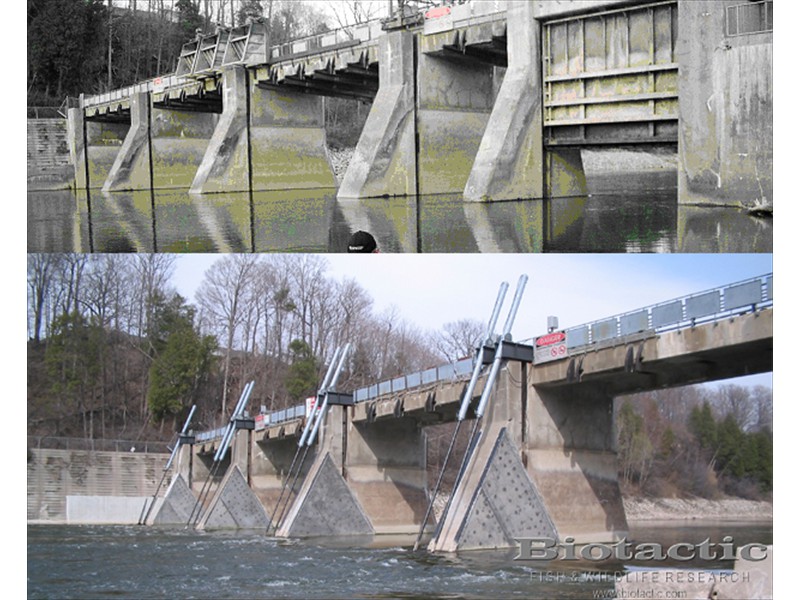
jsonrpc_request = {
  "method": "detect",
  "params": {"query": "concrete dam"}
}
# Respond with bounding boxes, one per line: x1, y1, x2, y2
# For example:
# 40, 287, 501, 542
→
65, 0, 772, 208
28, 273, 773, 553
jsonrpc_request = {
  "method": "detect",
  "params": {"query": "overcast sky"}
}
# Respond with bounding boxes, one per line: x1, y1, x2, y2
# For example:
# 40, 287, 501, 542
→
172, 252, 773, 388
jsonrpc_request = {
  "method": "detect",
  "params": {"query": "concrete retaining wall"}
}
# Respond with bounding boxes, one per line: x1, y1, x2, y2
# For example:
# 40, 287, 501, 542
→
27, 448, 170, 523
27, 119, 73, 190
66, 496, 162, 525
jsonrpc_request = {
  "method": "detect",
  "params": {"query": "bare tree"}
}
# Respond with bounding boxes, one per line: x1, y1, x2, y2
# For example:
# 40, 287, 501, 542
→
284, 254, 329, 354
435, 318, 485, 363
54, 254, 90, 318
330, 0, 383, 30
751, 384, 773, 432
129, 254, 177, 421
130, 254, 177, 339
27, 254, 62, 343
196, 254, 261, 419
711, 384, 758, 431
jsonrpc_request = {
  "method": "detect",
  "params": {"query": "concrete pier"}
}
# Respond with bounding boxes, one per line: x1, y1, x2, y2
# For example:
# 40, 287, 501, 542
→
464, 1, 545, 201
268, 398, 429, 538
429, 362, 625, 552
276, 406, 374, 538
102, 93, 151, 192
250, 432, 313, 517
338, 31, 418, 198
190, 67, 250, 194
99, 94, 218, 192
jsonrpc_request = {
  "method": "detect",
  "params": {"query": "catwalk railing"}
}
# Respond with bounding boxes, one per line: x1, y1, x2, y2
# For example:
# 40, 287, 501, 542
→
196, 272, 773, 437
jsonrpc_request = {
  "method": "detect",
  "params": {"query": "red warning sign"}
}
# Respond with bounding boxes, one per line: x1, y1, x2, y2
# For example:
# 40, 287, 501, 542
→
534, 331, 568, 364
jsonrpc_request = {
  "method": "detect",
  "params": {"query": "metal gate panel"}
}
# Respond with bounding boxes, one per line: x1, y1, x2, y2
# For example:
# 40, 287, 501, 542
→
543, 1, 679, 146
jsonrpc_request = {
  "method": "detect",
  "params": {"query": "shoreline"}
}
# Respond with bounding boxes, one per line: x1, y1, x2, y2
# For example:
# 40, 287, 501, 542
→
623, 497, 773, 523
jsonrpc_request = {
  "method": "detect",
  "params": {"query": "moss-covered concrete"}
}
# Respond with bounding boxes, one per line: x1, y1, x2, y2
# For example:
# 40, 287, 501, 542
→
150, 108, 218, 190
338, 31, 418, 199
103, 92, 151, 192
68, 107, 128, 190
416, 51, 494, 195
678, 0, 772, 207
463, 1, 545, 201
191, 66, 251, 194
249, 84, 336, 191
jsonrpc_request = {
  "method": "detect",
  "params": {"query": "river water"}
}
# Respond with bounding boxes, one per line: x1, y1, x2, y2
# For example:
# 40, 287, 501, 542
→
27, 522, 771, 599
27, 172, 772, 254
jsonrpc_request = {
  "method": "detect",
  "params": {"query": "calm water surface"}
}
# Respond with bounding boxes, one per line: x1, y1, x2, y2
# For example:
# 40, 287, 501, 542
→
27, 172, 772, 253
27, 523, 771, 599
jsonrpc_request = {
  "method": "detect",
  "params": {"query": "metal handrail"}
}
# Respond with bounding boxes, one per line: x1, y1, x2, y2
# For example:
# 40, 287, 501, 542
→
195, 273, 773, 441
28, 436, 170, 453
27, 106, 65, 119
564, 273, 773, 351
79, 0, 513, 108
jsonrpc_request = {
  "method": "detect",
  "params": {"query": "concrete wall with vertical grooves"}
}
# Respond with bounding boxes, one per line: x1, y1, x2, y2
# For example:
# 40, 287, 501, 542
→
27, 119, 74, 190
27, 448, 171, 523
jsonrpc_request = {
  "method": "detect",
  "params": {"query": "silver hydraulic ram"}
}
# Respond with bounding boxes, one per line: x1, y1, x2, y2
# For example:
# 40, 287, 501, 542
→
299, 346, 342, 447
186, 381, 254, 528
214, 381, 255, 462
266, 346, 343, 533
413, 281, 509, 551
305, 343, 350, 447
423, 274, 529, 551
270, 344, 351, 534
456, 281, 510, 422
475, 274, 528, 418
139, 404, 197, 525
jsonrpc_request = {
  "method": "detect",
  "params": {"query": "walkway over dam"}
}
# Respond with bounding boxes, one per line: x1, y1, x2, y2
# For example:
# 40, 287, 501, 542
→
67, 0, 773, 207
151, 274, 772, 552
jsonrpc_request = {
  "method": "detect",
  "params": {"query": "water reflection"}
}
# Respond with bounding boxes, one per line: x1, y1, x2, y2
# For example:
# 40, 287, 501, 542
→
27, 175, 772, 253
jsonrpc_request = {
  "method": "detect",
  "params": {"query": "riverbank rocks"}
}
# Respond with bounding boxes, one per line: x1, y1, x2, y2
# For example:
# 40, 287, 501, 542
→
623, 497, 773, 522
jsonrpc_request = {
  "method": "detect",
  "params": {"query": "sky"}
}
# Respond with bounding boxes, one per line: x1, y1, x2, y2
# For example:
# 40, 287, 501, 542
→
172, 252, 774, 388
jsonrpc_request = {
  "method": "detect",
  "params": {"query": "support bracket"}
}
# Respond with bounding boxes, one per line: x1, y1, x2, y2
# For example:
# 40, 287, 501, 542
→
326, 391, 355, 407
481, 341, 535, 365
